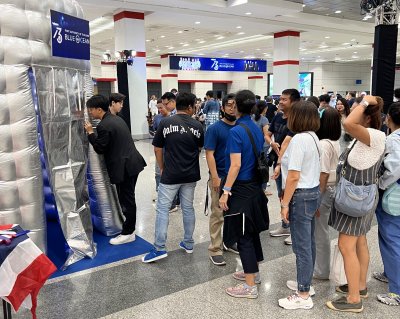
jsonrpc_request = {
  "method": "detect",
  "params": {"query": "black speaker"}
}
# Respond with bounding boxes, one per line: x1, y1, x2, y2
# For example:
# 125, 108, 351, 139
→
116, 62, 131, 131
372, 24, 398, 113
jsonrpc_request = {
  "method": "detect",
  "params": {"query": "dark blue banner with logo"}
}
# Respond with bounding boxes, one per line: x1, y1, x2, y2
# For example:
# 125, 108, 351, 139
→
50, 10, 90, 60
169, 56, 266, 72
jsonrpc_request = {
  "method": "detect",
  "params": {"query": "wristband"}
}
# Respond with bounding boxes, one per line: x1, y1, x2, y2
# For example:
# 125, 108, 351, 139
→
222, 186, 232, 192
280, 203, 289, 208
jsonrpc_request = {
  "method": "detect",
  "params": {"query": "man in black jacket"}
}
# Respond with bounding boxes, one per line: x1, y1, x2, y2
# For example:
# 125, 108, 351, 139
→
84, 95, 146, 245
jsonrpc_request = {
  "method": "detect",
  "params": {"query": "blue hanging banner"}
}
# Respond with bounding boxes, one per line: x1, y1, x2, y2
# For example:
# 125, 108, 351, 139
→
169, 56, 267, 72
50, 10, 90, 60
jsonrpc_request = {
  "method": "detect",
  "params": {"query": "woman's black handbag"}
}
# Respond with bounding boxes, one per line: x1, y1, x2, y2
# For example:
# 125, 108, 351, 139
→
239, 124, 269, 184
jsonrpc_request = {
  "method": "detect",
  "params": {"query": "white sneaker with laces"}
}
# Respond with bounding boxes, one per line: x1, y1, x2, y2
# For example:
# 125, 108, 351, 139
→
269, 226, 290, 237
109, 233, 136, 245
284, 235, 292, 245
286, 280, 315, 296
279, 292, 314, 310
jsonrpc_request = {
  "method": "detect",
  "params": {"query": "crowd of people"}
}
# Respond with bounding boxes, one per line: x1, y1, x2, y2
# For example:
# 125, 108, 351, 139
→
83, 86, 400, 313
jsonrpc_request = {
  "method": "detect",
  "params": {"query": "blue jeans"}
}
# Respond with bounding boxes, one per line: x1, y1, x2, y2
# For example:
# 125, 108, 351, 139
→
154, 182, 196, 251
155, 162, 161, 191
376, 197, 400, 294
289, 186, 320, 292
274, 162, 289, 229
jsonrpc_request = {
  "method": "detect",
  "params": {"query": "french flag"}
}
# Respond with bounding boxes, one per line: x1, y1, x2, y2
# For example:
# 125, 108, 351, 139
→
0, 225, 56, 319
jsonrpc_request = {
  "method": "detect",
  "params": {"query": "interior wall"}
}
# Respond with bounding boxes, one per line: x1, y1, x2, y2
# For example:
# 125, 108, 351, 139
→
94, 61, 373, 98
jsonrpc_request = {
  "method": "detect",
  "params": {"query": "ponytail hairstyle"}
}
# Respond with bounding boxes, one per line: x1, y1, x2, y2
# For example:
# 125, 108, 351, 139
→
253, 100, 268, 121
364, 96, 383, 130
387, 102, 400, 126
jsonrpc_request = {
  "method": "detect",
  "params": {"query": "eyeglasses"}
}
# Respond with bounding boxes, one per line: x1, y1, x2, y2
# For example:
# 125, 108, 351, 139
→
162, 100, 172, 107
225, 101, 236, 109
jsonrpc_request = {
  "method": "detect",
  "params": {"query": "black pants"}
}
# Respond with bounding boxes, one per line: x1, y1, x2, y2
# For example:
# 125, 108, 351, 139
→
116, 173, 138, 235
237, 223, 264, 274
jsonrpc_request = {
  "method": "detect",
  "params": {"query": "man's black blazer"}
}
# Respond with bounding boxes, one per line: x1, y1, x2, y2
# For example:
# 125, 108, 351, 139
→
88, 112, 146, 184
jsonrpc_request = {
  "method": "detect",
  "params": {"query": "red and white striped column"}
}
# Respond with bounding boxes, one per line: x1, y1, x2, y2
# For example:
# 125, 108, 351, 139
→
114, 11, 148, 137
160, 54, 178, 94
273, 31, 300, 95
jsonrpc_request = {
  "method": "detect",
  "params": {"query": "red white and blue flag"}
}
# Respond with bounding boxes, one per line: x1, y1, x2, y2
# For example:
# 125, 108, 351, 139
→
0, 224, 56, 319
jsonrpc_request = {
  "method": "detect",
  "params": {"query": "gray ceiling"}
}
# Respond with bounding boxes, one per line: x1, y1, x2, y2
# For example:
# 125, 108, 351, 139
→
288, 0, 370, 22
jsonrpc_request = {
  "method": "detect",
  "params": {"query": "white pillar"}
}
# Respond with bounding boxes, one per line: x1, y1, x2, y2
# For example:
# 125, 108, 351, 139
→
273, 31, 300, 95
160, 54, 178, 94
248, 76, 267, 97
114, 11, 148, 138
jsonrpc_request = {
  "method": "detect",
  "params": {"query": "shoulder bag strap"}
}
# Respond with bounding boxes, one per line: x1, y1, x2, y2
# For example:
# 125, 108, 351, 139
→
239, 123, 259, 160
306, 132, 321, 158
341, 139, 357, 176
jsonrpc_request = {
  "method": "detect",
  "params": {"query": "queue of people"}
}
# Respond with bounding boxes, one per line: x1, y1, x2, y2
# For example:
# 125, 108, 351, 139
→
83, 87, 400, 313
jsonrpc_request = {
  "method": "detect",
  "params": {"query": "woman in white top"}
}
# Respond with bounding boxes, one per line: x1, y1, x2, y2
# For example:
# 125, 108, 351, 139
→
327, 95, 386, 313
375, 102, 400, 306
314, 107, 342, 280
278, 101, 321, 310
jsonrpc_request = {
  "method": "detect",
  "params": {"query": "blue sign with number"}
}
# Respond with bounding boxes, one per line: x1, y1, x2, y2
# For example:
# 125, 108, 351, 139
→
169, 56, 266, 72
50, 10, 90, 60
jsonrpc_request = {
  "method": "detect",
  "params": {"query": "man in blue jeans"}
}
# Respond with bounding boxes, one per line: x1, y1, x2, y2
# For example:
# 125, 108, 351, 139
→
142, 92, 204, 263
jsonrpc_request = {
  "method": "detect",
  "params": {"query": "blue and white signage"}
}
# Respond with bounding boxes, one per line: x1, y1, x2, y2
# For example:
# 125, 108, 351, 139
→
169, 56, 267, 72
50, 10, 90, 60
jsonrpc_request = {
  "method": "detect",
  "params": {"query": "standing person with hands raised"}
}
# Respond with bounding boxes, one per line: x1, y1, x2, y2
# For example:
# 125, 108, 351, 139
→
327, 95, 386, 313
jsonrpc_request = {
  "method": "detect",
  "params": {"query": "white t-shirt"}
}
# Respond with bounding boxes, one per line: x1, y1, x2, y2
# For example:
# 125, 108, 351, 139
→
320, 139, 340, 186
282, 131, 321, 189
347, 128, 386, 170
148, 99, 158, 115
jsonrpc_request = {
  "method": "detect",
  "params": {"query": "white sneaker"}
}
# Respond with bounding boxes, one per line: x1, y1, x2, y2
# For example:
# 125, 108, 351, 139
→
109, 233, 136, 245
284, 235, 292, 245
269, 226, 290, 237
286, 280, 315, 296
279, 292, 313, 310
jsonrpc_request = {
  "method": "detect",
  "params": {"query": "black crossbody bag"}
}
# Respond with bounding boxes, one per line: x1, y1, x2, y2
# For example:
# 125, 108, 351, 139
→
239, 124, 269, 184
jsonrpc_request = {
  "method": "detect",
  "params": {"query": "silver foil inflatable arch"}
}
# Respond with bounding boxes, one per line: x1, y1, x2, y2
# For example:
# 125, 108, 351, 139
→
0, 0, 97, 267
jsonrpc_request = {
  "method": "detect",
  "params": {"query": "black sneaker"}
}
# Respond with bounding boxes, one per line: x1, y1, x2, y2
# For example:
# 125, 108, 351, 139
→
336, 284, 368, 298
223, 243, 239, 254
209, 255, 226, 266
326, 296, 363, 313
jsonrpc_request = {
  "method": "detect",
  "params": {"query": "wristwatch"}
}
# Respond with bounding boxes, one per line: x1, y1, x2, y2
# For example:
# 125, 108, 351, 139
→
361, 100, 369, 109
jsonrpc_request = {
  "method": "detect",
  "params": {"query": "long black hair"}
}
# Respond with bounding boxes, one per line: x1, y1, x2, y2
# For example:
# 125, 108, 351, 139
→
252, 100, 268, 121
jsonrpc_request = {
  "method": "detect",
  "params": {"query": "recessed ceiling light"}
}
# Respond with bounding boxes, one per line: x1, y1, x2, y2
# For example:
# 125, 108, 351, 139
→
236, 26, 242, 29
179, 42, 184, 45
198, 53, 205, 56
199, 40, 205, 44
302, 4, 306, 7
178, 31, 183, 34
245, 12, 252, 15
183, 44, 189, 47
195, 21, 200, 24
214, 34, 220, 37
353, 51, 358, 54
351, 38, 356, 41
317, 56, 321, 58
160, 35, 165, 38
342, 42, 350, 45
240, 50, 244, 53
237, 32, 245, 35
256, 48, 261, 51
217, 36, 225, 40
146, 39, 151, 42
335, 10, 341, 14
169, 46, 174, 49
324, 36, 330, 39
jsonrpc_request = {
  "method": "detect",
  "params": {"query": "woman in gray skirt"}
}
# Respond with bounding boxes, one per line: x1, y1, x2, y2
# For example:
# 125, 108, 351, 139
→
326, 95, 386, 313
